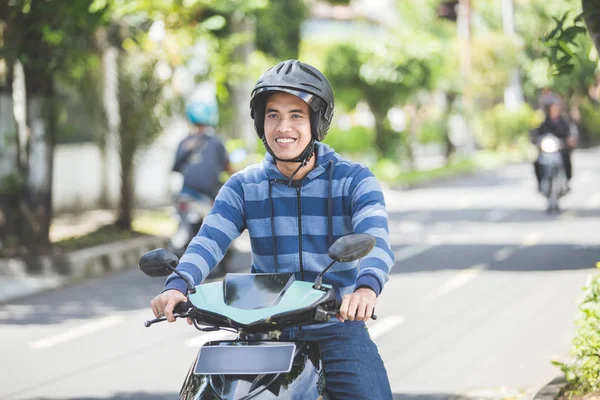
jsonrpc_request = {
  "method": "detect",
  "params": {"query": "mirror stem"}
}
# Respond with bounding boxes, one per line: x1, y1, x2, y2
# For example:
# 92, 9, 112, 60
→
168, 263, 196, 294
313, 259, 338, 290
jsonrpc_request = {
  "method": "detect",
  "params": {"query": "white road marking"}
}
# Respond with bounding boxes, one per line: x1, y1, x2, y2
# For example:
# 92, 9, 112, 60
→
486, 209, 512, 223
436, 264, 486, 296
493, 247, 514, 262
30, 315, 125, 350
521, 231, 542, 247
427, 234, 444, 245
394, 245, 434, 263
368, 315, 405, 339
185, 330, 236, 347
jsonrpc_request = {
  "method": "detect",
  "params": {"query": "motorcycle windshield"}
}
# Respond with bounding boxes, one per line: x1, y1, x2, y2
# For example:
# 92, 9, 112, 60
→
223, 273, 295, 310
187, 274, 331, 326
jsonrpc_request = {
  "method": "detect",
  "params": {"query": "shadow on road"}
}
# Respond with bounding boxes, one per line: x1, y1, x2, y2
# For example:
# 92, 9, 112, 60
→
388, 207, 600, 224
390, 243, 600, 274
0, 248, 253, 326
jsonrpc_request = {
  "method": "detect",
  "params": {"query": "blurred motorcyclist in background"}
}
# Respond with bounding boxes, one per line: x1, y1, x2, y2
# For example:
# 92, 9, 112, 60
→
173, 96, 234, 199
169, 94, 235, 264
531, 95, 578, 192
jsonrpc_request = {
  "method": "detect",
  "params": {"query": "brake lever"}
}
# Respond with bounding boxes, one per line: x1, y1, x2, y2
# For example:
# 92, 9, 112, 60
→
144, 312, 189, 327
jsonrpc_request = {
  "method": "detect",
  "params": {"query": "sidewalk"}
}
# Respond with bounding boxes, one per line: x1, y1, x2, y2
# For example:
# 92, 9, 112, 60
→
0, 209, 169, 304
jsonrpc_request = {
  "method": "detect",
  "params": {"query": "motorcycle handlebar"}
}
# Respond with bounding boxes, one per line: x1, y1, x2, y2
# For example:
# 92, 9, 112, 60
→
323, 300, 377, 321
144, 301, 191, 327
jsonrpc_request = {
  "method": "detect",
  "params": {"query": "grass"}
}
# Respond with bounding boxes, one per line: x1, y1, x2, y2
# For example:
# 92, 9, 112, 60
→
374, 147, 531, 188
54, 224, 147, 252
52, 208, 177, 253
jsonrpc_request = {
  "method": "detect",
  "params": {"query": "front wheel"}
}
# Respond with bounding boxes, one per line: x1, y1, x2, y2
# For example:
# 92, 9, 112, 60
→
547, 173, 560, 214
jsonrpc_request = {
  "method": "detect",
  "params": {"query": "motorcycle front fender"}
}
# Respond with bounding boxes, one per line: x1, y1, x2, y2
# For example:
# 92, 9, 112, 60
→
179, 341, 326, 400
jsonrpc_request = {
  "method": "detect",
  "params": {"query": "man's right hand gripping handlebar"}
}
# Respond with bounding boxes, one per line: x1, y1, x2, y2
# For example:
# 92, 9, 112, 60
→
149, 289, 190, 325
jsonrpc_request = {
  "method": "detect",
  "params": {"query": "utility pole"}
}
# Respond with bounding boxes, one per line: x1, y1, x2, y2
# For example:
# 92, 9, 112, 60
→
502, 0, 524, 111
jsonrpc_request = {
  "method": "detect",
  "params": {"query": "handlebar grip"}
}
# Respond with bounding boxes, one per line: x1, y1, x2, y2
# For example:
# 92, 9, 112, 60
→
332, 300, 377, 320
173, 301, 190, 315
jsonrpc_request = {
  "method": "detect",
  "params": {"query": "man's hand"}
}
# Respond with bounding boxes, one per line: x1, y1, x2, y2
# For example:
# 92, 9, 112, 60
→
566, 136, 577, 149
338, 287, 377, 322
150, 289, 187, 323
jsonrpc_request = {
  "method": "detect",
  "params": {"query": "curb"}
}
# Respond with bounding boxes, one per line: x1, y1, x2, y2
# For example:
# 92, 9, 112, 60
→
0, 235, 168, 304
532, 376, 567, 400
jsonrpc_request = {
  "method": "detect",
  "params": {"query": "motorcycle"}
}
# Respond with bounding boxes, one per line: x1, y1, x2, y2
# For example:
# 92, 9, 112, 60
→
168, 187, 213, 258
139, 233, 377, 399
536, 132, 568, 214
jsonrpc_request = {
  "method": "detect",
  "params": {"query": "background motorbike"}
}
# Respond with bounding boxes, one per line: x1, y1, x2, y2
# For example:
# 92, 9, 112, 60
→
168, 188, 213, 258
140, 233, 377, 400
168, 188, 234, 275
536, 132, 568, 214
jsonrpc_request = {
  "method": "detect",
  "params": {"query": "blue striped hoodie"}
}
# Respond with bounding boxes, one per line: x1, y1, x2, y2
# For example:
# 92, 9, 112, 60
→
164, 142, 395, 299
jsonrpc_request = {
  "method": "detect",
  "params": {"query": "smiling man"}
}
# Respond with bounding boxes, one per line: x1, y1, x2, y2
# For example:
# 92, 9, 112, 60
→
151, 60, 395, 399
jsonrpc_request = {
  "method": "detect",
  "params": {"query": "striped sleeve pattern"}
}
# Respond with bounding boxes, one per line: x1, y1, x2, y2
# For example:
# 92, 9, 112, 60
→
163, 173, 247, 294
348, 167, 395, 296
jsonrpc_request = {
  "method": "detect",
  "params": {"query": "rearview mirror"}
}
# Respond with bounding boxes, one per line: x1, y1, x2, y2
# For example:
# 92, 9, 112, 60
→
327, 233, 376, 262
139, 248, 179, 277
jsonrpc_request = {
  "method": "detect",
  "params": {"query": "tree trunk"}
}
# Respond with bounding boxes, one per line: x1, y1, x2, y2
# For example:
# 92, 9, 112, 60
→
582, 0, 600, 54
230, 14, 256, 152
102, 45, 121, 209
20, 94, 55, 253
372, 111, 400, 161
117, 158, 133, 230
0, 66, 17, 180
443, 92, 457, 165
0, 63, 18, 249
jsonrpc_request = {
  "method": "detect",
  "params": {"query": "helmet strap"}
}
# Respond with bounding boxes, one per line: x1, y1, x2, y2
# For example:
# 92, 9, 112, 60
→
262, 138, 316, 184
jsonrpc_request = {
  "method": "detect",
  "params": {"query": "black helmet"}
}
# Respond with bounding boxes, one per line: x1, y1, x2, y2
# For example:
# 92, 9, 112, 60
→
250, 60, 335, 142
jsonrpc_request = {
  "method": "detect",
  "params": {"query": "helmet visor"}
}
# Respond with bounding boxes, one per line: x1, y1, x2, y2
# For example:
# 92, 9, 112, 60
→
252, 86, 322, 113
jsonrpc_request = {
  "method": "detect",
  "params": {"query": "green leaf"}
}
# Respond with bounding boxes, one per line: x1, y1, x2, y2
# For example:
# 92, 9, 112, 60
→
199, 15, 227, 31
558, 40, 575, 57
560, 26, 588, 43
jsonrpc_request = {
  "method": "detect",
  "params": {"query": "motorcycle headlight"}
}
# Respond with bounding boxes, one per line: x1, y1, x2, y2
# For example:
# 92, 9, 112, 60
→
540, 136, 560, 153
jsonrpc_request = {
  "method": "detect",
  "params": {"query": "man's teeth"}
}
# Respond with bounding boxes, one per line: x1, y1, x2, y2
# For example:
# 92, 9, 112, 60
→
276, 138, 296, 143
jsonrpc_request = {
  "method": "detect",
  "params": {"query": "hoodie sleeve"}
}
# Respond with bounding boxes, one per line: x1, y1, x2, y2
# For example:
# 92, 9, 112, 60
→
348, 167, 395, 297
163, 175, 246, 294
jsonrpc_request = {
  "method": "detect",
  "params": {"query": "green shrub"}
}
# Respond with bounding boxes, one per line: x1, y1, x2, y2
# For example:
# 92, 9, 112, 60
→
324, 124, 375, 155
554, 272, 600, 396
475, 103, 543, 150
418, 118, 445, 145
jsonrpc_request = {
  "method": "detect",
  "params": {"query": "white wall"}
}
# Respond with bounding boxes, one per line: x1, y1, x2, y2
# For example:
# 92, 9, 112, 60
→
52, 118, 188, 213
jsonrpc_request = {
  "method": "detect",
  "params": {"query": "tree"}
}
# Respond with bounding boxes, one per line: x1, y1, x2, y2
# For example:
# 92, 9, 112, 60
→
582, 0, 600, 53
116, 56, 164, 229
0, 0, 108, 254
255, 0, 307, 60
325, 40, 437, 162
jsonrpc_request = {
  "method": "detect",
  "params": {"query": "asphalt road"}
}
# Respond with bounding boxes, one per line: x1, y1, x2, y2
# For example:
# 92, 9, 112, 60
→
1, 148, 599, 400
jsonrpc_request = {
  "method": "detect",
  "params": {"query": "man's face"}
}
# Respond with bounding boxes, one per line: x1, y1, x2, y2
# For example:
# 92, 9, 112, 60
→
263, 92, 312, 160
549, 103, 562, 120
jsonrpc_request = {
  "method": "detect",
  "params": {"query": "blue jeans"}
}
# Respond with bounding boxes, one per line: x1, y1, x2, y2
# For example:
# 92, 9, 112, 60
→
281, 321, 393, 400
